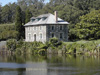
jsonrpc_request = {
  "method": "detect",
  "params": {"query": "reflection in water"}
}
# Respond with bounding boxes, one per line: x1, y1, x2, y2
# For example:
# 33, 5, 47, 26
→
0, 54, 100, 75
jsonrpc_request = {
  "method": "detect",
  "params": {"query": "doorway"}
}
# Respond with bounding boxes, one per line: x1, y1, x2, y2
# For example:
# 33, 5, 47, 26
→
34, 34, 36, 41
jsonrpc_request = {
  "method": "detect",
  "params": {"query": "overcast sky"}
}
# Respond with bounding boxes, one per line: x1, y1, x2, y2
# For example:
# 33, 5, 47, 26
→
0, 0, 49, 6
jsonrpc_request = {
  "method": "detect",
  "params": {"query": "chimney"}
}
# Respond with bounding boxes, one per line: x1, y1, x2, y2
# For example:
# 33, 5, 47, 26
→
54, 11, 58, 22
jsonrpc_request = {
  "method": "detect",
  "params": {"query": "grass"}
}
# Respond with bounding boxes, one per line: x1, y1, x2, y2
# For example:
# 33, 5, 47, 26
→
65, 39, 100, 44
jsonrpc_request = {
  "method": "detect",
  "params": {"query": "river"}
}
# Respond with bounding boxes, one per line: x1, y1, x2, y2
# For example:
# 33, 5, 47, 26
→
0, 54, 100, 75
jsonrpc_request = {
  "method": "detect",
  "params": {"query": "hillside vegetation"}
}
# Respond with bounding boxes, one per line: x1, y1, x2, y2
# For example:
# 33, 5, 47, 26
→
0, 0, 100, 40
0, 23, 18, 41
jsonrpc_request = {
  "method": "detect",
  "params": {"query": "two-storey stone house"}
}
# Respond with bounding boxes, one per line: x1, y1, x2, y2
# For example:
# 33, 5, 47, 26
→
24, 11, 69, 42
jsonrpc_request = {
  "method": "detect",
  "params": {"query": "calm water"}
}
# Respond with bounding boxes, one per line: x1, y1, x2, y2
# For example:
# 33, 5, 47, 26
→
0, 54, 100, 75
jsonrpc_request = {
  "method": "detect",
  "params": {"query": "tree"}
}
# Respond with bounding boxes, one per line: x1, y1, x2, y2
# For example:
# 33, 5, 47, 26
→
15, 6, 23, 40
1, 5, 11, 23
0, 4, 1, 23
8, 2, 18, 22
25, 9, 32, 23
72, 10, 100, 40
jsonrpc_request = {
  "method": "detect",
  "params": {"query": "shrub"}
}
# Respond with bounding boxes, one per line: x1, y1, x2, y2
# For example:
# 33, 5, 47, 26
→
7, 39, 17, 51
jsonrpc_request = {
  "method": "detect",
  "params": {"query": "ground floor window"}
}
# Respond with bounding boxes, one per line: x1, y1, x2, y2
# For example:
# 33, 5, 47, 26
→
51, 33, 54, 38
29, 34, 31, 40
60, 33, 63, 39
40, 33, 42, 39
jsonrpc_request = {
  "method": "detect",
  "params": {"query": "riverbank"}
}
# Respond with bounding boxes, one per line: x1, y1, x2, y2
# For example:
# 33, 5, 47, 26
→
0, 41, 6, 50
5, 38, 100, 55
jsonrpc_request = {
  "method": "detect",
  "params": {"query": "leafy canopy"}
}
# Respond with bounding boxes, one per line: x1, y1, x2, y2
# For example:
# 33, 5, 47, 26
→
72, 9, 100, 40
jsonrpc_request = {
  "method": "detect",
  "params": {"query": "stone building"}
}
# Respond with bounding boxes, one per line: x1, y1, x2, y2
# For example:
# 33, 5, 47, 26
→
24, 11, 69, 42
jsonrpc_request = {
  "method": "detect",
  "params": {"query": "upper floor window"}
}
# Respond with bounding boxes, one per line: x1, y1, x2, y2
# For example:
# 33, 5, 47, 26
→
28, 27, 30, 30
60, 26, 63, 30
40, 26, 42, 30
34, 27, 36, 30
51, 26, 54, 30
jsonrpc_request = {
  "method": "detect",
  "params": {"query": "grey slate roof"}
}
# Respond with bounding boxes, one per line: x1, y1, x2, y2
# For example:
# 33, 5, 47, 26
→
24, 13, 69, 26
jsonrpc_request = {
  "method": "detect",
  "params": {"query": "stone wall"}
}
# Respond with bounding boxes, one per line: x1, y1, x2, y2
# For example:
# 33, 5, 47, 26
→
25, 24, 68, 42
25, 25, 46, 42
46, 24, 68, 41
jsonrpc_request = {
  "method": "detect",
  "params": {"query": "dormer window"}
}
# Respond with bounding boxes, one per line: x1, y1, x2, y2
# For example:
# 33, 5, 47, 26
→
31, 19, 35, 22
36, 18, 41, 21
42, 17, 47, 21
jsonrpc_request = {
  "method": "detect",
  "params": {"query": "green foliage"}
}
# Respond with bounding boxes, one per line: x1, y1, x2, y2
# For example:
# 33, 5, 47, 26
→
15, 6, 24, 40
25, 9, 32, 23
72, 9, 100, 40
48, 37, 63, 48
7, 39, 17, 51
1, 0, 100, 41
0, 24, 18, 40
6, 38, 100, 54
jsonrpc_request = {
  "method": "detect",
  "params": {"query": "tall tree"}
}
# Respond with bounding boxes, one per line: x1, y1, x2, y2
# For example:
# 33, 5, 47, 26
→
0, 4, 1, 23
25, 9, 32, 23
15, 6, 23, 40
8, 2, 18, 22
1, 5, 11, 23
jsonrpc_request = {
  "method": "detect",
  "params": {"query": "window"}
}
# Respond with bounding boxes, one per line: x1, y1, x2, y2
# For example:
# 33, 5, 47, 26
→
29, 34, 31, 40
42, 17, 47, 21
40, 26, 42, 30
36, 18, 41, 21
40, 33, 42, 39
60, 26, 63, 30
60, 33, 63, 39
34, 27, 36, 30
51, 26, 54, 30
29, 27, 31, 31
31, 19, 35, 22
51, 33, 54, 38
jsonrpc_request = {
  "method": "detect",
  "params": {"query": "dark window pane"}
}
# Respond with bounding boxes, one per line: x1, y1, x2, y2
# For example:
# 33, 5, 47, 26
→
60, 26, 63, 30
60, 33, 63, 39
51, 26, 54, 30
52, 33, 54, 37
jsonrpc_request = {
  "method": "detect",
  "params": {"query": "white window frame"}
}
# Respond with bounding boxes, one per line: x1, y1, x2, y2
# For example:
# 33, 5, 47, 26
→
40, 26, 42, 30
39, 32, 43, 39
34, 26, 37, 30
28, 33, 31, 41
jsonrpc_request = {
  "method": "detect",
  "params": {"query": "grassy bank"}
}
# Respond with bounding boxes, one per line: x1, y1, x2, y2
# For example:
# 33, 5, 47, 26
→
6, 38, 100, 55
65, 40, 100, 55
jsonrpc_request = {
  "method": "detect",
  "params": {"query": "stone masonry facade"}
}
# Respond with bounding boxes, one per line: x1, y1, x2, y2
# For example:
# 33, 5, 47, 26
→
25, 24, 68, 42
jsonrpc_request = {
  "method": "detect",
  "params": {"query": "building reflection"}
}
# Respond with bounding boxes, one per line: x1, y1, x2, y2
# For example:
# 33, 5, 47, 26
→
25, 61, 47, 75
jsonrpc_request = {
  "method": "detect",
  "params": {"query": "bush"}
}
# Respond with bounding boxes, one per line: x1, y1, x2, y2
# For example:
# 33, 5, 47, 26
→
7, 39, 17, 51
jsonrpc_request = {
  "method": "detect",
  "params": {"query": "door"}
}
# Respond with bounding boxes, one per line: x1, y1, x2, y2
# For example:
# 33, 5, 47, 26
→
34, 34, 36, 41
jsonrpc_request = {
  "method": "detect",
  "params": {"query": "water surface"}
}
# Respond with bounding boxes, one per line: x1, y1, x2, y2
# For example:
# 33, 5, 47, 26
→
0, 54, 100, 75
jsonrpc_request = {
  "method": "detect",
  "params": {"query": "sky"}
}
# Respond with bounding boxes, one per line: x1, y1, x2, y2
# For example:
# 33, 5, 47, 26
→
0, 0, 17, 6
0, 0, 49, 6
